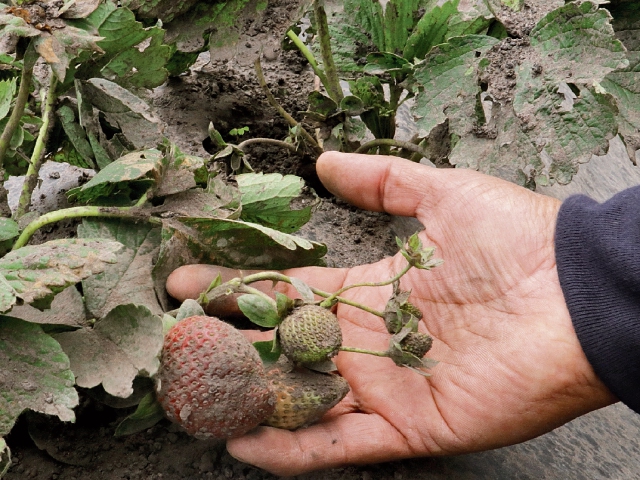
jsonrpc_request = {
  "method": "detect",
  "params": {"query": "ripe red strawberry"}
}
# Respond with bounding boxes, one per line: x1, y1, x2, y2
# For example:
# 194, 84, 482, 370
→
156, 315, 276, 439
278, 305, 342, 364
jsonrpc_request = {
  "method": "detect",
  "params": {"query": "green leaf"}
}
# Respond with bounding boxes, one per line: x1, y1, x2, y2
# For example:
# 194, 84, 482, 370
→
601, 3, 640, 160
0, 77, 16, 121
0, 317, 78, 437
78, 219, 163, 318
307, 91, 338, 117
56, 104, 96, 169
340, 95, 366, 116
0, 238, 122, 311
411, 35, 499, 136
237, 294, 281, 327
0, 218, 18, 256
70, 149, 164, 204
114, 392, 165, 437
68, 3, 170, 89
236, 172, 317, 233
253, 337, 281, 365
175, 299, 205, 321
403, 0, 460, 62
53, 304, 164, 398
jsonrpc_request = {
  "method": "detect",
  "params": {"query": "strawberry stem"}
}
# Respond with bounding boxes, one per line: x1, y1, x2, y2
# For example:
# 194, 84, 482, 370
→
339, 346, 390, 357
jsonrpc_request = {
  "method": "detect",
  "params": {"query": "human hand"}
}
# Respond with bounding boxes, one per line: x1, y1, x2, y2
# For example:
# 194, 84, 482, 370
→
166, 152, 616, 475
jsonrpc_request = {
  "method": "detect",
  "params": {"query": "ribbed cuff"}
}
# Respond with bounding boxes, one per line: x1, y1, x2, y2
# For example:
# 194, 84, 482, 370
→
555, 186, 640, 413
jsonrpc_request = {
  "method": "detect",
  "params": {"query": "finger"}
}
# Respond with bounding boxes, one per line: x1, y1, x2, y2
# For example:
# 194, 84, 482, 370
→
166, 264, 349, 316
316, 151, 513, 219
227, 413, 414, 476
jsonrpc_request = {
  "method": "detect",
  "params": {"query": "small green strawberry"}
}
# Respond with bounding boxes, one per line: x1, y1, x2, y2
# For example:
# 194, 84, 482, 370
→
400, 332, 433, 358
156, 315, 276, 439
278, 305, 342, 364
263, 362, 350, 430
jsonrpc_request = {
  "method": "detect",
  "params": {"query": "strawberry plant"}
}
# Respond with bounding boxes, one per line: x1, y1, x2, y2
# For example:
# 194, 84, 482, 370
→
219, 0, 639, 189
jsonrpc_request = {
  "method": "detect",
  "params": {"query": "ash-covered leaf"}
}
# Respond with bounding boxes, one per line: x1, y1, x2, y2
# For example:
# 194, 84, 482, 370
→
8, 286, 86, 333
152, 218, 326, 310
0, 238, 122, 311
601, 2, 640, 161
529, 2, 627, 83
0, 317, 78, 437
155, 142, 207, 198
75, 79, 163, 154
411, 35, 499, 136
32, 25, 104, 81
114, 392, 164, 437
175, 299, 205, 321
69, 149, 164, 204
236, 172, 317, 233
53, 304, 163, 398
78, 219, 162, 319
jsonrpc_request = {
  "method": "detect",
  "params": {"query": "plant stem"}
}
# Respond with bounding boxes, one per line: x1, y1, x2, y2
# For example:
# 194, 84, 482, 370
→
253, 58, 323, 155
14, 74, 58, 220
0, 60, 34, 167
339, 346, 390, 357
325, 263, 412, 302
286, 30, 332, 92
355, 138, 430, 160
237, 137, 299, 154
202, 271, 386, 318
312, 0, 343, 103
12, 201, 154, 250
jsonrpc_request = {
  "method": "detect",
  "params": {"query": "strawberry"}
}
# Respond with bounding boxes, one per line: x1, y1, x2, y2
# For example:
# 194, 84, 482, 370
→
263, 362, 349, 430
156, 315, 276, 439
278, 305, 342, 364
400, 332, 433, 358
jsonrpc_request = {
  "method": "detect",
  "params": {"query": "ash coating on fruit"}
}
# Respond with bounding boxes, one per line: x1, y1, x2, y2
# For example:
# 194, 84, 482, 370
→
400, 332, 433, 358
156, 315, 276, 440
263, 361, 350, 430
278, 305, 342, 364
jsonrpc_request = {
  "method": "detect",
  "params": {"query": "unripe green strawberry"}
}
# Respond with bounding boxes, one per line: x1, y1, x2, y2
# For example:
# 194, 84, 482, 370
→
400, 332, 433, 358
278, 305, 342, 364
402, 302, 423, 320
263, 364, 350, 430
156, 315, 276, 440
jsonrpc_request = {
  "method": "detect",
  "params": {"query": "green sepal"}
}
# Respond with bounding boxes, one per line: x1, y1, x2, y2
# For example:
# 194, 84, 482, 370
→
253, 335, 281, 365
237, 294, 280, 327
114, 392, 165, 437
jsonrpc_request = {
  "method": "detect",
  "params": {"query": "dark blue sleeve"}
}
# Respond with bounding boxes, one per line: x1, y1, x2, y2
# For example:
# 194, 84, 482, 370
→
555, 186, 640, 413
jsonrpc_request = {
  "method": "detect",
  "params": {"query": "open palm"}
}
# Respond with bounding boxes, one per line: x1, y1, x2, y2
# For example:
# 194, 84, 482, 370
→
166, 152, 615, 475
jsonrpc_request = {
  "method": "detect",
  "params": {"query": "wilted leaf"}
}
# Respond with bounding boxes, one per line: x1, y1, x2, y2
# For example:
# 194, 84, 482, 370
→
0, 238, 122, 311
0, 317, 78, 437
54, 304, 163, 398
57, 104, 96, 169
79, 219, 163, 318
236, 172, 317, 233
155, 142, 207, 197
69, 149, 163, 203
114, 392, 165, 436
237, 294, 280, 327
